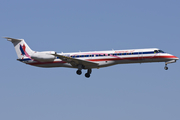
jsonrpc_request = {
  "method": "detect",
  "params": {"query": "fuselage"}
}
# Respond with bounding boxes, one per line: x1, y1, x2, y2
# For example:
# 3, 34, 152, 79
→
19, 48, 178, 69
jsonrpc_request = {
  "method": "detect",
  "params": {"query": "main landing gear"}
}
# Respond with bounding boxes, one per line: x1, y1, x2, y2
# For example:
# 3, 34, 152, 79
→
85, 69, 92, 78
76, 70, 82, 75
76, 65, 92, 78
76, 69, 92, 78
76, 64, 83, 75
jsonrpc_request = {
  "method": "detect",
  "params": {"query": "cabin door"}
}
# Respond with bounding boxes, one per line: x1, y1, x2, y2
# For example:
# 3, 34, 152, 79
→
138, 51, 143, 60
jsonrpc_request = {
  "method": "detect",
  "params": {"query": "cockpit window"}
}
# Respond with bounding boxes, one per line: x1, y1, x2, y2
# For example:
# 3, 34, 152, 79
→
158, 50, 165, 53
154, 50, 165, 53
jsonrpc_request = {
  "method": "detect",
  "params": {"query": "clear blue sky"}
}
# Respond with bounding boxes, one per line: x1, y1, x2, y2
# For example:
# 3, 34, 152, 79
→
0, 0, 180, 120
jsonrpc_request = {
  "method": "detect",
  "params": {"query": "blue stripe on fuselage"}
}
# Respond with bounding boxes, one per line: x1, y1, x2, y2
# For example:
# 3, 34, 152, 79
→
19, 58, 32, 61
19, 51, 161, 61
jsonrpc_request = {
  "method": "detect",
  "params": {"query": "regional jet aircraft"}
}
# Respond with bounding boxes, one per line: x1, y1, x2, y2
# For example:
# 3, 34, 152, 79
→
5, 37, 178, 78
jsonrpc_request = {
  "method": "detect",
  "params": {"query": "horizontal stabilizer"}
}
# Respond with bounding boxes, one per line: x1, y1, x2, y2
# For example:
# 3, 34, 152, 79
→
4, 37, 24, 42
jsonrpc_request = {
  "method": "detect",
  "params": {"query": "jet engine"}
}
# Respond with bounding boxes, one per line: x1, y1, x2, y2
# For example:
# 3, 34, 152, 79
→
31, 51, 56, 62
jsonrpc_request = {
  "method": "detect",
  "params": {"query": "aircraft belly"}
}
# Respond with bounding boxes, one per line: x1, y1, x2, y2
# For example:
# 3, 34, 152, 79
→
96, 57, 168, 68
38, 63, 72, 68
27, 62, 72, 68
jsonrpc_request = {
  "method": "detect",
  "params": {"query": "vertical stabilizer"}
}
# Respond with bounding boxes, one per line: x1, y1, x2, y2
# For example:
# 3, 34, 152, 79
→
4, 37, 34, 59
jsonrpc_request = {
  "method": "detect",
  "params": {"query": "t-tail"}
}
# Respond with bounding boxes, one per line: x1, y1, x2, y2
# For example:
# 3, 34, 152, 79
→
4, 37, 34, 60
5, 37, 57, 62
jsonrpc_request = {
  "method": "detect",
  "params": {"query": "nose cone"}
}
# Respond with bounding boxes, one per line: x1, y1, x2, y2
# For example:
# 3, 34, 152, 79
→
167, 53, 179, 60
172, 55, 179, 60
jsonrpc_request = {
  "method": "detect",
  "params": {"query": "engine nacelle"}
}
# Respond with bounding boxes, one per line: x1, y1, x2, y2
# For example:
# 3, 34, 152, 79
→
31, 51, 56, 62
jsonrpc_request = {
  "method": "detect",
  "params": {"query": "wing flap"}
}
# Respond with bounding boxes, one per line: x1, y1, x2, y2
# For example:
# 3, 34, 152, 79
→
52, 53, 98, 68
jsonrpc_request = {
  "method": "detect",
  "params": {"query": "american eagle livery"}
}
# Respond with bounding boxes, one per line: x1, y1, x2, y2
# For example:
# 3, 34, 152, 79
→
5, 37, 178, 78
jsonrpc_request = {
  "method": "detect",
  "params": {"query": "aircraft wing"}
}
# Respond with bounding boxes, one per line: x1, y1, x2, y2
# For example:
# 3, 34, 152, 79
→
52, 53, 99, 68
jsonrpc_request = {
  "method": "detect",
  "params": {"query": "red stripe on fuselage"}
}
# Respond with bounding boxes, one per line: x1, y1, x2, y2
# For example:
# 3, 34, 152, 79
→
26, 55, 177, 66
88, 55, 177, 62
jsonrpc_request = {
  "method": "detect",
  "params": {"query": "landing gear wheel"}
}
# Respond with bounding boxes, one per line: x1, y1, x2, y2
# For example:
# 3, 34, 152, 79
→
76, 70, 82, 75
85, 73, 90, 78
164, 66, 168, 70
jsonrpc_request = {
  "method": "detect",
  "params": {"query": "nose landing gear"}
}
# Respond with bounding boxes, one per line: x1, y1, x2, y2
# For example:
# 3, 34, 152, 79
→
164, 65, 168, 70
164, 60, 177, 70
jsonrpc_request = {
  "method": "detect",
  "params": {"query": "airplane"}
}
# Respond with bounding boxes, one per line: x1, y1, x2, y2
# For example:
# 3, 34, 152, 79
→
5, 37, 179, 78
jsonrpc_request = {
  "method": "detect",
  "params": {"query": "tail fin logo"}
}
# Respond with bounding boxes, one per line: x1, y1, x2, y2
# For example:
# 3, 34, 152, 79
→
19, 44, 32, 59
20, 44, 26, 56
